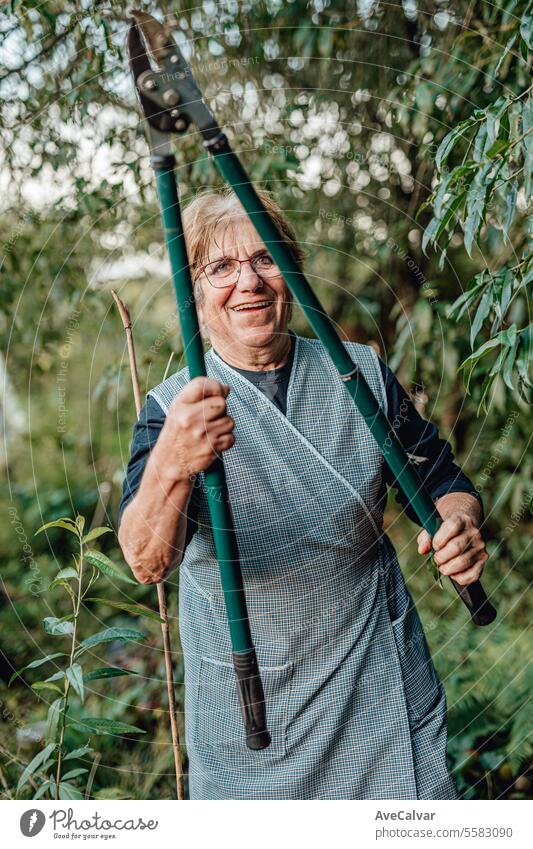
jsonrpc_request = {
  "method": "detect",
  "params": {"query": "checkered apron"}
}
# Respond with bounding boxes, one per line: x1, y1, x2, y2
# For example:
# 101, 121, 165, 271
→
149, 336, 458, 800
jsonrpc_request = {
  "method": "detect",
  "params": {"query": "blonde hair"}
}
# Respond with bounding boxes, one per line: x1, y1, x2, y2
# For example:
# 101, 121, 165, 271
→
181, 188, 306, 326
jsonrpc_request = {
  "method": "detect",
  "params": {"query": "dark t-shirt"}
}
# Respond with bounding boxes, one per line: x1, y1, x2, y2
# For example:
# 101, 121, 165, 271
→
118, 336, 481, 544
219, 330, 296, 414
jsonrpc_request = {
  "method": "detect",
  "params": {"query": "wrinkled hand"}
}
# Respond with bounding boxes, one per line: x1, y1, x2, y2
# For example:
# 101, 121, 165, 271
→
417, 506, 488, 587
166, 376, 236, 479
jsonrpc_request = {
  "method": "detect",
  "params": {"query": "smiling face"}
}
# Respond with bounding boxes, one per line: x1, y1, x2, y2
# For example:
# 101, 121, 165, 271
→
195, 217, 292, 368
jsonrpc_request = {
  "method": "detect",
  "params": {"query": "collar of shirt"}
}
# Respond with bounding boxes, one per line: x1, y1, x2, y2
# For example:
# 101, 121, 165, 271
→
212, 330, 296, 384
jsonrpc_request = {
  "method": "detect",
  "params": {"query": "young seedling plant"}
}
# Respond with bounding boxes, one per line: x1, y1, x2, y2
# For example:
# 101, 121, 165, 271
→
10, 514, 162, 801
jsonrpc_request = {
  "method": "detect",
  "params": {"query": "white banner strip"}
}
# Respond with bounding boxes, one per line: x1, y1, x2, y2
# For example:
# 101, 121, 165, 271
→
2, 799, 530, 848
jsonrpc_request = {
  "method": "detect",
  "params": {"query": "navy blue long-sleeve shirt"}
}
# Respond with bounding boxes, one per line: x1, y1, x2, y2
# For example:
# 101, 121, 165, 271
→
118, 337, 480, 544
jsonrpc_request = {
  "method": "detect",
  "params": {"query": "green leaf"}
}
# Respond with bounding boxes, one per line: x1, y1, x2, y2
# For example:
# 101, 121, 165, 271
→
75, 515, 86, 536
470, 290, 493, 347
489, 344, 509, 377
435, 118, 476, 170
473, 122, 488, 162
35, 518, 79, 537
84, 597, 164, 623
9, 652, 67, 686
48, 577, 76, 596
485, 137, 509, 159
522, 97, 532, 201
464, 161, 493, 256
500, 271, 514, 317
485, 97, 508, 145
75, 718, 146, 736
447, 272, 486, 321
82, 526, 113, 544
502, 180, 518, 241
84, 550, 137, 585
84, 667, 139, 681
500, 107, 510, 143
502, 340, 519, 390
75, 627, 146, 656
422, 214, 442, 256
516, 332, 533, 387
58, 781, 84, 800
49, 566, 79, 592
522, 262, 533, 288
520, 10, 533, 49
461, 325, 518, 369
433, 164, 474, 218
432, 170, 453, 218
17, 743, 56, 795
61, 768, 88, 781
46, 698, 64, 745
494, 34, 517, 76
32, 681, 64, 695
422, 193, 464, 256
437, 247, 448, 271
66, 663, 85, 704
460, 337, 502, 367
45, 671, 65, 683
500, 323, 517, 347
63, 746, 94, 761
52, 567, 78, 582
43, 616, 74, 636
33, 779, 55, 800
478, 373, 497, 412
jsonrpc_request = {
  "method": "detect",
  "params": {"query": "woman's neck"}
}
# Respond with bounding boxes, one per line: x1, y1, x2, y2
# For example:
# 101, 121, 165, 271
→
212, 332, 293, 372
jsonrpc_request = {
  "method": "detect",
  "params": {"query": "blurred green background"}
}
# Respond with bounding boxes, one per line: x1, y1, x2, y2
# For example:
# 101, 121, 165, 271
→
0, 0, 531, 800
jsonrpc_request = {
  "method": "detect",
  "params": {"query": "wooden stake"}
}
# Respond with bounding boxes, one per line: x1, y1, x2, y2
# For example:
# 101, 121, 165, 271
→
112, 289, 185, 800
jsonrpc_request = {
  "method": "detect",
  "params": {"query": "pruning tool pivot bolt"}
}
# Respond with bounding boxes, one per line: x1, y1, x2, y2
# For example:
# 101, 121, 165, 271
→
163, 90, 181, 107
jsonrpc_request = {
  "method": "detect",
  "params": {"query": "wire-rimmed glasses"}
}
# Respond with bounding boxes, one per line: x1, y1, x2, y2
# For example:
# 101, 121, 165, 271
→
194, 251, 281, 288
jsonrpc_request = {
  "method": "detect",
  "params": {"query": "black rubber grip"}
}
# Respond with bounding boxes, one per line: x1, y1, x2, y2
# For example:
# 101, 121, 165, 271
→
233, 649, 271, 750
151, 153, 177, 170
450, 577, 497, 626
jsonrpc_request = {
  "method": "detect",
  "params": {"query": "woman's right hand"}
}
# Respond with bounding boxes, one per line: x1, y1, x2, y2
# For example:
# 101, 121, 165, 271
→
165, 376, 235, 478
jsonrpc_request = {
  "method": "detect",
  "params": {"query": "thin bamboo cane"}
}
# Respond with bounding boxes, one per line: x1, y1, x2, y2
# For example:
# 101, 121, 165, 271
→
112, 289, 185, 801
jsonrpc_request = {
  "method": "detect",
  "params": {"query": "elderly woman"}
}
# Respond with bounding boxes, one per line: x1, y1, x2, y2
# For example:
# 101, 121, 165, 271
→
118, 189, 487, 801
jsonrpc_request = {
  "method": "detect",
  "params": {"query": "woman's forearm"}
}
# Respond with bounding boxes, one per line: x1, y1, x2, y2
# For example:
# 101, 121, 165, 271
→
435, 490, 483, 524
118, 425, 193, 584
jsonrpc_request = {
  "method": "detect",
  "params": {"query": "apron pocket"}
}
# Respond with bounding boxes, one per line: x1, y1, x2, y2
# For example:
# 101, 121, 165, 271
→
389, 596, 441, 728
194, 656, 292, 762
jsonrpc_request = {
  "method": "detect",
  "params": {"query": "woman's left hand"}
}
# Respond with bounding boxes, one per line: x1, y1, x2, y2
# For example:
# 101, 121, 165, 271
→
417, 492, 488, 586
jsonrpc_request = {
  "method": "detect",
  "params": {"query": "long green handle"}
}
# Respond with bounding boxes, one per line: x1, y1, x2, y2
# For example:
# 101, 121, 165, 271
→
153, 153, 271, 748
203, 134, 496, 627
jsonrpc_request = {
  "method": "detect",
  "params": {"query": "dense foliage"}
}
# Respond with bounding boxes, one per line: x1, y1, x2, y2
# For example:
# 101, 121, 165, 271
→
0, 0, 531, 800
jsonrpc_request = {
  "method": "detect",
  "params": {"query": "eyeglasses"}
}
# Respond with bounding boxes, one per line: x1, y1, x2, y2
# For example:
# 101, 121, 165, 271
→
194, 251, 281, 288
